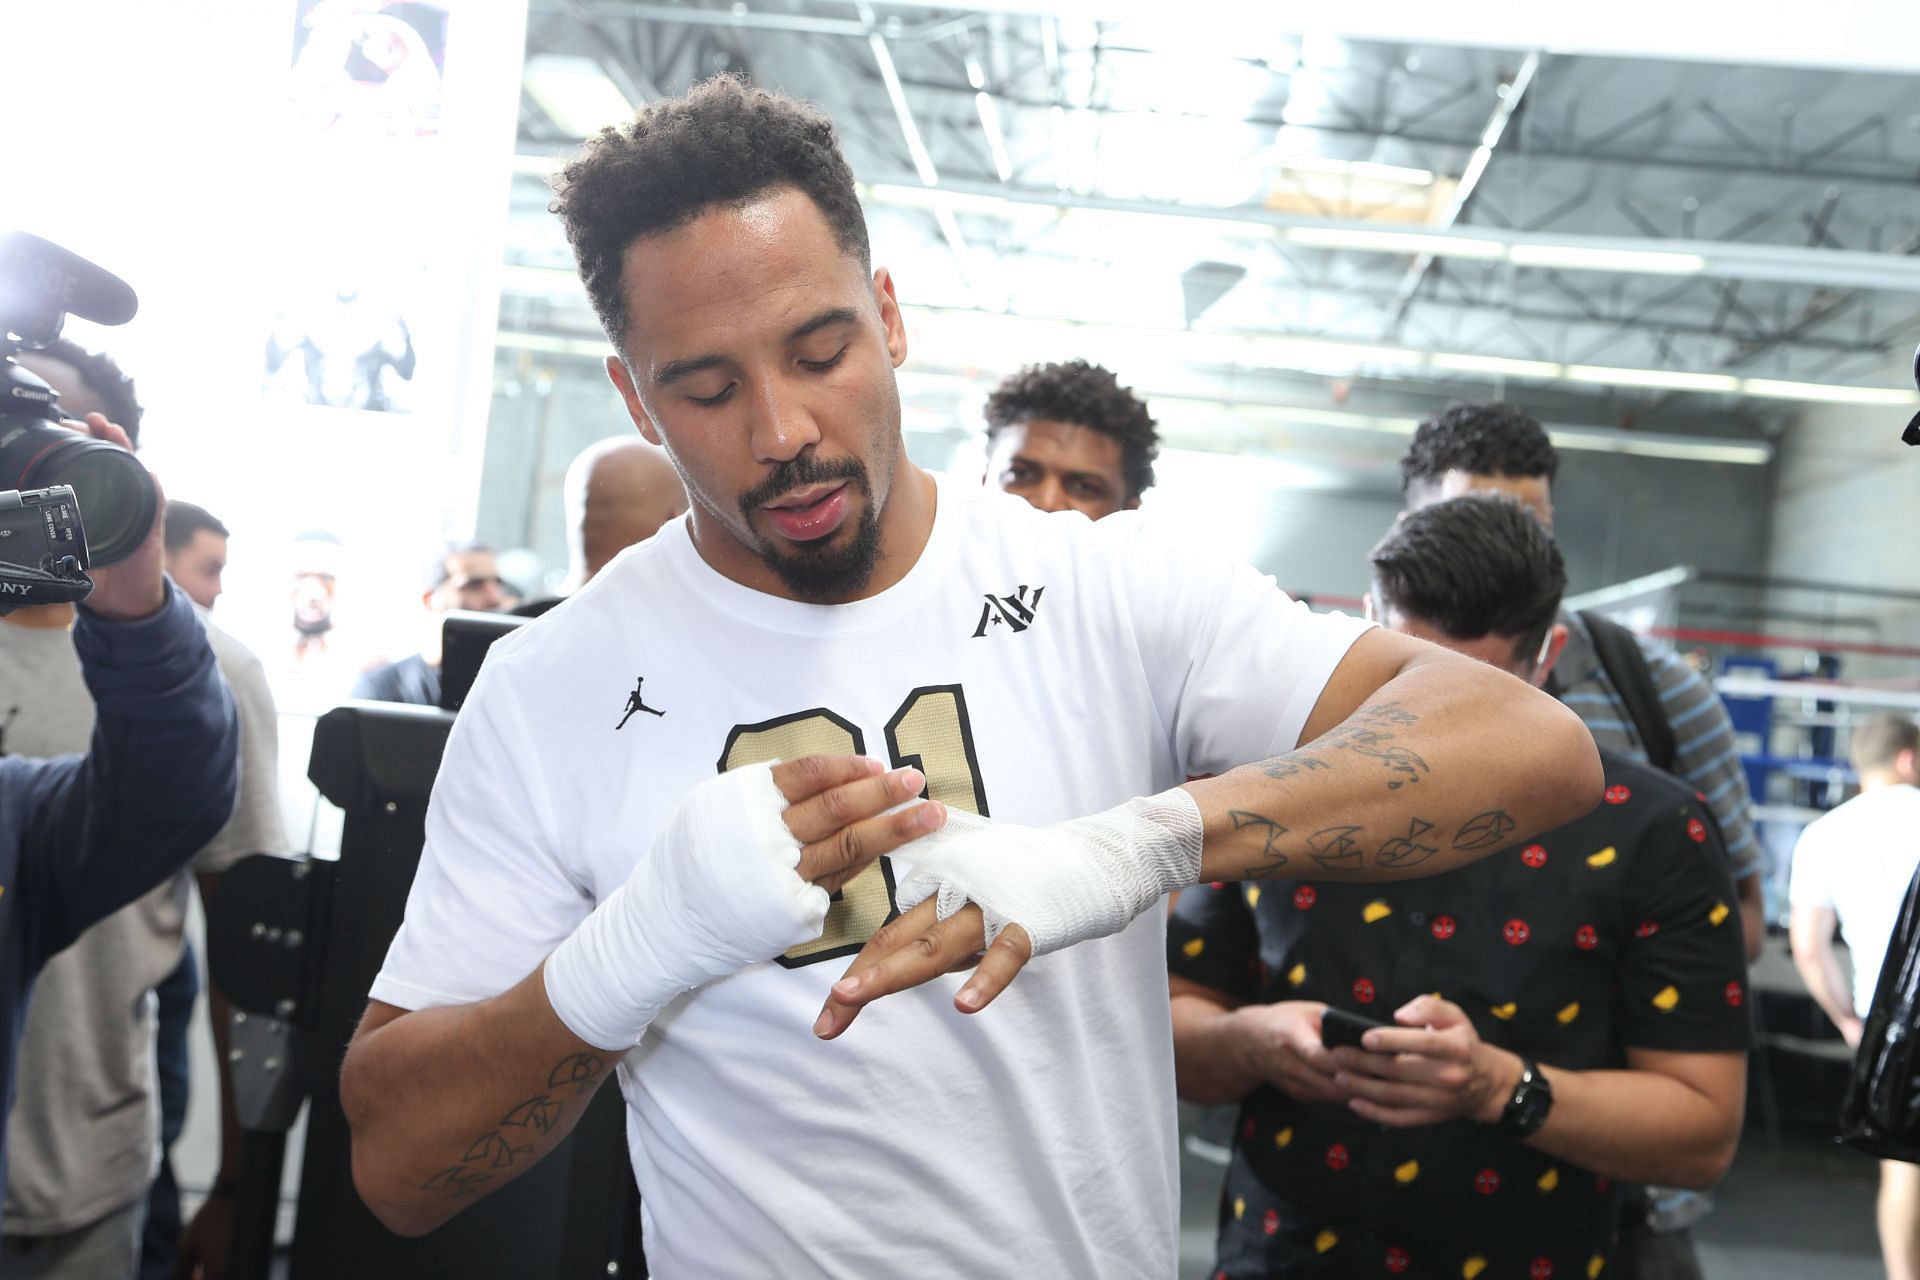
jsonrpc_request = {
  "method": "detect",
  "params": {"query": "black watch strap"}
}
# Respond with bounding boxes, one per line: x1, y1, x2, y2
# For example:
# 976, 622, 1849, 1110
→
1497, 1057, 1553, 1137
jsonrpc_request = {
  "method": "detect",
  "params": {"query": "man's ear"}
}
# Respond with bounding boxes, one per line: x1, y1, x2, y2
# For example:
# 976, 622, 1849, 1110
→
1124, 494, 1142, 510
1530, 623, 1571, 688
605, 355, 663, 446
874, 267, 908, 368
1899, 746, 1918, 785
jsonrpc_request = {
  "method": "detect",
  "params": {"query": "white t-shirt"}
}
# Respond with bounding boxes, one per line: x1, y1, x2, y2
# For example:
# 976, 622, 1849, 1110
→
1789, 783, 1920, 1017
372, 480, 1370, 1279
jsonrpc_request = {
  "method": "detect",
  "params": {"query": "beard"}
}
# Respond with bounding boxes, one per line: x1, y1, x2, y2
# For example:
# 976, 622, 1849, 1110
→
738, 453, 884, 603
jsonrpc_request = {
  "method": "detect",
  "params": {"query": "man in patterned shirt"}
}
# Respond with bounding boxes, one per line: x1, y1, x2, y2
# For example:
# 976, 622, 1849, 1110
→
1170, 497, 1748, 1280
1398, 403, 1764, 966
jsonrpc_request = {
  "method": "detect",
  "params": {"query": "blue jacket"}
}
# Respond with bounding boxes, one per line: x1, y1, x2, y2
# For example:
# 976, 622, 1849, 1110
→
0, 585, 238, 1205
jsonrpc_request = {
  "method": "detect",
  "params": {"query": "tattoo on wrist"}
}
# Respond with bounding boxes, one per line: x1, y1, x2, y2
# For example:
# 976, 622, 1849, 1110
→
1228, 810, 1290, 877
421, 1052, 607, 1199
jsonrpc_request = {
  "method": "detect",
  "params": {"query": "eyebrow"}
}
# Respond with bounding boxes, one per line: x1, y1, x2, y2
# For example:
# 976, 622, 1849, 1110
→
652, 307, 862, 388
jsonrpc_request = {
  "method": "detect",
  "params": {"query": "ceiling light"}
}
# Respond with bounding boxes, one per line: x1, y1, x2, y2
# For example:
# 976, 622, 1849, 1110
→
1286, 226, 1506, 259
866, 184, 1012, 217
868, 34, 938, 187
1565, 365, 1739, 393
1740, 378, 1920, 406
975, 93, 1014, 183
522, 56, 634, 137
1509, 244, 1705, 274
1546, 428, 1772, 465
1277, 155, 1436, 186
1428, 352, 1564, 380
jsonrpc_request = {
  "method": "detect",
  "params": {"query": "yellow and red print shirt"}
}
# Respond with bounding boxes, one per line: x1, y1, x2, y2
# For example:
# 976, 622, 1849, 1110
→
1169, 750, 1750, 1280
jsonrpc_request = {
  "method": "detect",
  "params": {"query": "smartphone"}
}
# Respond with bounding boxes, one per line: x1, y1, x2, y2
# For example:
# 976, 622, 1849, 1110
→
1320, 1006, 1391, 1050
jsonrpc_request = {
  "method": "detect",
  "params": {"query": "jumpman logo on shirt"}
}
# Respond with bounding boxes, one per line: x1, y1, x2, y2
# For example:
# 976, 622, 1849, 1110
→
615, 678, 665, 730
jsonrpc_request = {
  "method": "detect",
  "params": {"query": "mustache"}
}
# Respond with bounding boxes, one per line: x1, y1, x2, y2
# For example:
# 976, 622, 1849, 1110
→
738, 455, 870, 515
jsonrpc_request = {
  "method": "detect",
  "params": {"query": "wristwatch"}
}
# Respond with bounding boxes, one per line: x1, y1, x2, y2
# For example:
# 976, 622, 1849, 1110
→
1496, 1057, 1553, 1137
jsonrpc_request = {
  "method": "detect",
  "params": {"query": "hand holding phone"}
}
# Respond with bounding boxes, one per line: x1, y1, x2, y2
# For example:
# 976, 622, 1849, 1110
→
1320, 1005, 1391, 1050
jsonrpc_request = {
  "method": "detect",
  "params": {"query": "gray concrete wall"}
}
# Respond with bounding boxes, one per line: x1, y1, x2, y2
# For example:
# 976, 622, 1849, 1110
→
1764, 402, 1920, 682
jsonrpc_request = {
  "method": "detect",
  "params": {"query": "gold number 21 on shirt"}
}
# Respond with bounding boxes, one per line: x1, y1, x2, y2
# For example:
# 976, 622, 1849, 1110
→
718, 684, 989, 967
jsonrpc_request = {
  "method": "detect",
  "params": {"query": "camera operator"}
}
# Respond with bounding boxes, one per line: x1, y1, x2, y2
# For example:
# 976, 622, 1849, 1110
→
0, 413, 239, 1253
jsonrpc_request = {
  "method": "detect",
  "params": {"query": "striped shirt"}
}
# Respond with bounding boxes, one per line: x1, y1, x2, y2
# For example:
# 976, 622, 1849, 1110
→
1553, 612, 1760, 880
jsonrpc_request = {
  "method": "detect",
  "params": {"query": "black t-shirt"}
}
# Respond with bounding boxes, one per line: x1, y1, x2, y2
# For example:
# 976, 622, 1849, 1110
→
1169, 751, 1749, 1280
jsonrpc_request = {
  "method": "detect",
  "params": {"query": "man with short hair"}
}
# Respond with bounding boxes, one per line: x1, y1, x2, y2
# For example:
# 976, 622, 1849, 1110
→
513, 438, 689, 617
163, 501, 230, 613
335, 77, 1601, 1276
353, 542, 509, 705
982, 358, 1159, 520
1399, 404, 1763, 963
1401, 406, 1760, 1276
1789, 714, 1920, 1280
1171, 496, 1748, 1279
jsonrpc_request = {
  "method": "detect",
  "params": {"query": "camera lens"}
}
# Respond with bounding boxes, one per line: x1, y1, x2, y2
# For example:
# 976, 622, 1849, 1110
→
0, 424, 156, 565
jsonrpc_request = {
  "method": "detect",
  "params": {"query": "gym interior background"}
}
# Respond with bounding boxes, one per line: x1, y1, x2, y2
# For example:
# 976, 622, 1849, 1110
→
8, 2, 1920, 1277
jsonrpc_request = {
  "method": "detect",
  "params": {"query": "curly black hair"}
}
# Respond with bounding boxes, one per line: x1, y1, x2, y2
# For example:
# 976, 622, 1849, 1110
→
983, 359, 1160, 499
551, 75, 871, 349
1369, 494, 1566, 663
1399, 401, 1558, 502
21, 337, 143, 447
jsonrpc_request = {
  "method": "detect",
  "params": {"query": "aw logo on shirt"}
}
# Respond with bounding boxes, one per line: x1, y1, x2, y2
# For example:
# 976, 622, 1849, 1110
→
971, 584, 1045, 638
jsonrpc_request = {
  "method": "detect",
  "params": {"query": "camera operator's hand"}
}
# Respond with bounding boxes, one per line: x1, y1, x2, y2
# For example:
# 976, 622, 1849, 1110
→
66, 412, 169, 623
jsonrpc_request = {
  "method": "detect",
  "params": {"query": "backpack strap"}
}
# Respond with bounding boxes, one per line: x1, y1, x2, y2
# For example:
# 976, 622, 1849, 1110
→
1578, 611, 1678, 774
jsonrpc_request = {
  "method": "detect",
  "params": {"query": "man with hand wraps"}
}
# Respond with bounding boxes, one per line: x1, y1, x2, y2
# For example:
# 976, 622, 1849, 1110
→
339, 76, 1600, 1278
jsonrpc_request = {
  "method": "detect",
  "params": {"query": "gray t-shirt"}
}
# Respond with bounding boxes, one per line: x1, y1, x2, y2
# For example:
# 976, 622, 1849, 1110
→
0, 609, 286, 1234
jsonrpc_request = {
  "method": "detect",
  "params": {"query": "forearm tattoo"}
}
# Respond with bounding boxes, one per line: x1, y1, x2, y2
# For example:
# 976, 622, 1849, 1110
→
1257, 701, 1430, 791
422, 1052, 607, 1199
1233, 809, 1517, 879
1228, 810, 1289, 876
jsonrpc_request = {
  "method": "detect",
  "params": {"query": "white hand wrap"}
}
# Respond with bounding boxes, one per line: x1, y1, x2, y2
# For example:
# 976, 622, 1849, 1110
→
544, 761, 829, 1050
893, 789, 1205, 956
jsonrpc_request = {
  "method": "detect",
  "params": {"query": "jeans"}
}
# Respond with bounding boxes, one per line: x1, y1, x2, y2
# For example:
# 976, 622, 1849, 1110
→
139, 940, 199, 1280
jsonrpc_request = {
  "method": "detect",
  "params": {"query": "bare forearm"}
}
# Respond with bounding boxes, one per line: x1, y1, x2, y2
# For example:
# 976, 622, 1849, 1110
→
1170, 995, 1263, 1105
1189, 657, 1601, 883
339, 965, 613, 1236
1791, 944, 1859, 1036
1475, 1047, 1743, 1188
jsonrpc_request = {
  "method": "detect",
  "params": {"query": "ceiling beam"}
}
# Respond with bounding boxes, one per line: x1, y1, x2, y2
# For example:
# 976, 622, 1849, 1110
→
863, 173, 1920, 293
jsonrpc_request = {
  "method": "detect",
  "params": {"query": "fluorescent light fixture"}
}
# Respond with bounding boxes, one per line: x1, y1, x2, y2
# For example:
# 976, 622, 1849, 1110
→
1740, 378, 1920, 406
496, 330, 609, 358
868, 33, 938, 187
1428, 352, 1564, 380
522, 56, 634, 137
1248, 337, 1423, 369
1566, 365, 1739, 393
512, 153, 565, 178
975, 93, 1014, 183
500, 264, 585, 294
1277, 155, 1436, 186
1456, 144, 1494, 194
866, 184, 1012, 217
1286, 226, 1506, 259
934, 207, 970, 263
1547, 428, 1772, 465
963, 51, 986, 91
1509, 244, 1705, 274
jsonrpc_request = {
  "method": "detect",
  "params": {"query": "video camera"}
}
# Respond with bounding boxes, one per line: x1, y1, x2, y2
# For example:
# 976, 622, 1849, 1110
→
0, 232, 154, 604
0, 484, 91, 616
